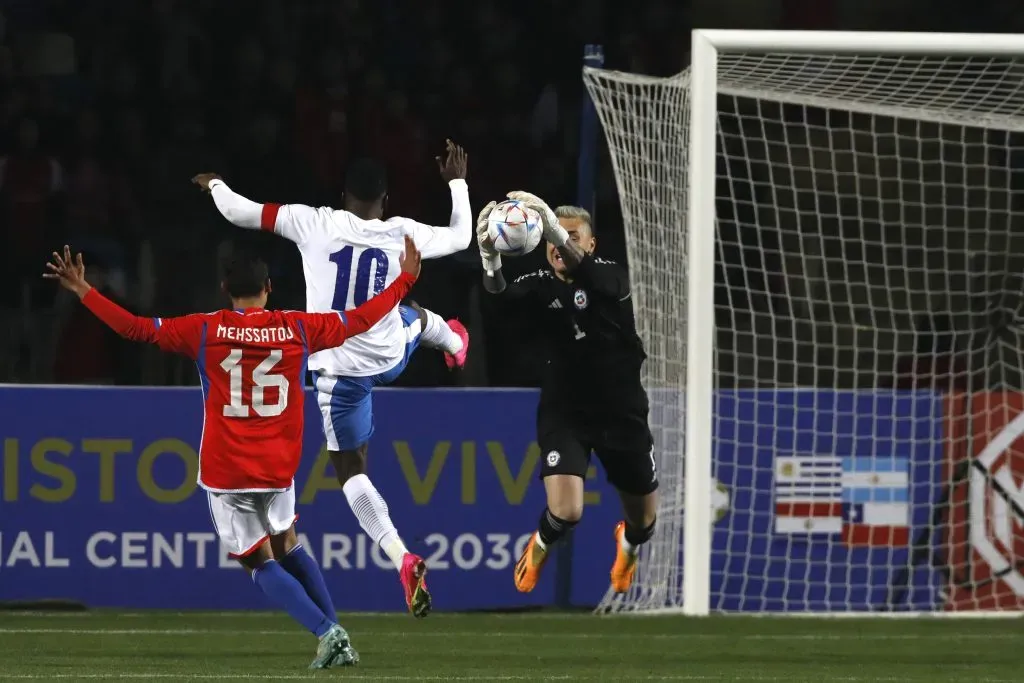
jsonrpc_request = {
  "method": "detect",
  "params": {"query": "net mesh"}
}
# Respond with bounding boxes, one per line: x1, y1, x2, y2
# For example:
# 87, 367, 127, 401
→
584, 52, 1024, 613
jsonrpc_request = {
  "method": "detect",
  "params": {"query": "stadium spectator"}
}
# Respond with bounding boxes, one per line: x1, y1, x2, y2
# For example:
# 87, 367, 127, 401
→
295, 49, 348, 193
64, 109, 114, 241
52, 252, 135, 385
1, 117, 63, 307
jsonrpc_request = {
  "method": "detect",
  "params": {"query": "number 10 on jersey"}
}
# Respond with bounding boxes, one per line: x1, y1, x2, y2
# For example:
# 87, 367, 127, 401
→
330, 246, 389, 310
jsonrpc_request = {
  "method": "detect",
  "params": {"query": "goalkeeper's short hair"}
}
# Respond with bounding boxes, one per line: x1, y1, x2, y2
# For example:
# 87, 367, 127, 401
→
345, 158, 388, 202
554, 205, 594, 234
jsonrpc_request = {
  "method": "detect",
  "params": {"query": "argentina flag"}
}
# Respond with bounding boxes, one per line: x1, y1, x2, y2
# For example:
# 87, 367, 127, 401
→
840, 456, 910, 546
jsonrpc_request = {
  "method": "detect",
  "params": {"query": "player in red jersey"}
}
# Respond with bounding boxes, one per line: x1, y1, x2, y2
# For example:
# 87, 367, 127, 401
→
43, 237, 422, 670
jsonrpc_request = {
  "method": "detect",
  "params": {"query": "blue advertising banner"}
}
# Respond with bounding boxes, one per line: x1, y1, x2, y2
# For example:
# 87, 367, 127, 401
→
712, 390, 945, 612
0, 387, 622, 611
1, 387, 946, 612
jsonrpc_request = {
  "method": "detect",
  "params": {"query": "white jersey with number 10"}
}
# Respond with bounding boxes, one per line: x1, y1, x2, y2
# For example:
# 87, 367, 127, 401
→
259, 179, 471, 377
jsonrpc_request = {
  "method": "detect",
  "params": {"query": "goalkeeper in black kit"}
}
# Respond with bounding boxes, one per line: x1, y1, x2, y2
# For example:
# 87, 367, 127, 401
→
477, 191, 658, 594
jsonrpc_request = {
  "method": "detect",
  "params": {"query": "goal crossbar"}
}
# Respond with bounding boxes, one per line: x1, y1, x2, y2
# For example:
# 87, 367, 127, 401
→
696, 30, 1024, 56
582, 68, 1024, 133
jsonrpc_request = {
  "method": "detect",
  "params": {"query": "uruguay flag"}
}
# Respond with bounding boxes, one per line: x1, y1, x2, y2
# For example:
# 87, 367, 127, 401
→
840, 457, 910, 547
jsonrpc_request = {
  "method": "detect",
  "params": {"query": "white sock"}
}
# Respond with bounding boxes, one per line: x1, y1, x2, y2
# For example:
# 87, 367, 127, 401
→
620, 533, 638, 557
343, 474, 408, 570
417, 308, 463, 355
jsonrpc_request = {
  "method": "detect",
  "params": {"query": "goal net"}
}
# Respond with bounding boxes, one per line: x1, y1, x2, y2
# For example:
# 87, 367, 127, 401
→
585, 33, 1024, 614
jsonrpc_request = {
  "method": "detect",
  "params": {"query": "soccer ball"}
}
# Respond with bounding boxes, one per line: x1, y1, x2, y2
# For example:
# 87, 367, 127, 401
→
487, 200, 543, 256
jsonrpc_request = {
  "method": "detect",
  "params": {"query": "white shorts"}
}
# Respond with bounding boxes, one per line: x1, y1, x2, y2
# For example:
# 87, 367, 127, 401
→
313, 306, 422, 452
207, 485, 297, 558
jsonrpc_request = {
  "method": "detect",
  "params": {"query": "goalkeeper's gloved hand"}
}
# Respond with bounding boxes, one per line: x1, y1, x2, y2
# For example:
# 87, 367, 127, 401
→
506, 191, 569, 247
476, 201, 501, 276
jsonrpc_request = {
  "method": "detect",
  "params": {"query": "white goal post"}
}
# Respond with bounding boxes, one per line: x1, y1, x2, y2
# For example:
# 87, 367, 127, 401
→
585, 31, 1024, 616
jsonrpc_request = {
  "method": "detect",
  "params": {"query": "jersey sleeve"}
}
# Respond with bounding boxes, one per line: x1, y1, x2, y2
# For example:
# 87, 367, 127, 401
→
573, 256, 631, 301
298, 272, 418, 352
482, 266, 546, 300
506, 270, 547, 301
391, 179, 471, 258
209, 179, 326, 247
295, 311, 348, 354
80, 289, 204, 359
152, 315, 206, 358
344, 271, 417, 336
260, 202, 328, 247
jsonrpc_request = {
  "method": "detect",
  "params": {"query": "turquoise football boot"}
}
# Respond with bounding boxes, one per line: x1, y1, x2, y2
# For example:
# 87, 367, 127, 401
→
309, 624, 359, 669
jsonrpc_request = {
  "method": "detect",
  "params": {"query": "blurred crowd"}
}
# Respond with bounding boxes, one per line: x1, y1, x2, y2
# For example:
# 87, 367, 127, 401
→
4, 0, 1021, 389
0, 0, 690, 387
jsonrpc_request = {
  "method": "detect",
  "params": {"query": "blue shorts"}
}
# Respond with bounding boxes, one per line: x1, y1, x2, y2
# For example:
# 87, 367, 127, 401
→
314, 305, 422, 451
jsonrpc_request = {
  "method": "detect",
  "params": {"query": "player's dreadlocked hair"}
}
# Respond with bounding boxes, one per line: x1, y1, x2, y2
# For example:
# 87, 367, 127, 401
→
345, 157, 388, 201
221, 246, 270, 299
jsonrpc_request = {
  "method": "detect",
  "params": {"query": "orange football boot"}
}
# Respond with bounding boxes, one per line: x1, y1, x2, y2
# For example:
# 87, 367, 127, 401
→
513, 533, 549, 593
610, 521, 638, 593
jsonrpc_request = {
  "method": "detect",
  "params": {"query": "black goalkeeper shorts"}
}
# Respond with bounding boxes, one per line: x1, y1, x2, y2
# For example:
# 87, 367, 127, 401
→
536, 406, 658, 496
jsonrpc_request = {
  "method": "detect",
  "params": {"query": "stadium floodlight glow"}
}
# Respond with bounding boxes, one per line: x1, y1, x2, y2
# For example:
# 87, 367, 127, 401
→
585, 30, 1024, 616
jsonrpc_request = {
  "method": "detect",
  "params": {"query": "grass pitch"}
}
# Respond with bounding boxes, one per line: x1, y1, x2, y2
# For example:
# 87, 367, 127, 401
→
0, 610, 1020, 681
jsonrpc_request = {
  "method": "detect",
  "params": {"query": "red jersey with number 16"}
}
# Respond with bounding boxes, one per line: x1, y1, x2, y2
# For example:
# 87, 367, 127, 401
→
79, 272, 416, 492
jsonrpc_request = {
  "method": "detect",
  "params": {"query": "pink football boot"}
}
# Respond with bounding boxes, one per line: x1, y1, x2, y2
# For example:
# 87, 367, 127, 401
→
443, 319, 469, 370
400, 553, 431, 618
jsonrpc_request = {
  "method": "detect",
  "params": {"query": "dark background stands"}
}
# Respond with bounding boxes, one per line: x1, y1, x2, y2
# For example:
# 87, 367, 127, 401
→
1, 0, 1019, 389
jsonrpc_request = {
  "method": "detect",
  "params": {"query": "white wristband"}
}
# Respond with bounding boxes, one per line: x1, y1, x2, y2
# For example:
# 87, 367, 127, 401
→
546, 223, 570, 247
482, 253, 502, 276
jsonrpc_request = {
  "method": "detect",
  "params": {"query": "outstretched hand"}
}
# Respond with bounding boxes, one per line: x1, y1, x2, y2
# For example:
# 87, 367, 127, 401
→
476, 201, 497, 254
507, 190, 557, 229
192, 173, 223, 192
437, 139, 468, 182
507, 189, 575, 261
399, 235, 422, 279
43, 245, 91, 298
476, 200, 502, 276
506, 190, 546, 207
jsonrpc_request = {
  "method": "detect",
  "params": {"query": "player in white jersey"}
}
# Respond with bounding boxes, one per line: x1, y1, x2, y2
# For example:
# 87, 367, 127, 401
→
193, 141, 471, 617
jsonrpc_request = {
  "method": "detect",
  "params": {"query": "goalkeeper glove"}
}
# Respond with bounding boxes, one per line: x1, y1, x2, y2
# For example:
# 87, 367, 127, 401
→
506, 191, 569, 247
476, 201, 501, 276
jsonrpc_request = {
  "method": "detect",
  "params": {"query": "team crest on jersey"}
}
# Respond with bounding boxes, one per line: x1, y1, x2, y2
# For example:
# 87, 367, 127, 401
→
546, 451, 561, 467
573, 289, 588, 310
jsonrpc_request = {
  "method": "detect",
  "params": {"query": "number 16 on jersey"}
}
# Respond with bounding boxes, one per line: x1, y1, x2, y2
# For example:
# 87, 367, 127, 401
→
220, 349, 289, 417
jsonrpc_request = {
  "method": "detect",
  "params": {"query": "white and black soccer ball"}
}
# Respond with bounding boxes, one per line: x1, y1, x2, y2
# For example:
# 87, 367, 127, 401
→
486, 200, 543, 256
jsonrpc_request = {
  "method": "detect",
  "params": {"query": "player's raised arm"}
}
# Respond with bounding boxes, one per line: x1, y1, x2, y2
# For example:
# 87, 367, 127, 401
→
394, 140, 471, 259
477, 201, 544, 300
44, 246, 203, 358
193, 173, 323, 247
507, 191, 629, 301
304, 236, 422, 352
477, 200, 509, 293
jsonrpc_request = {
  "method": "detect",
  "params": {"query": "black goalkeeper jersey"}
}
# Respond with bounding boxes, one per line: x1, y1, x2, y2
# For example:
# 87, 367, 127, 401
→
496, 255, 649, 417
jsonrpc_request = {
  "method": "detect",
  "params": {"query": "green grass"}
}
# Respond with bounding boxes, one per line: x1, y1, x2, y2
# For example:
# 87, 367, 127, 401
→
0, 610, 1021, 681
